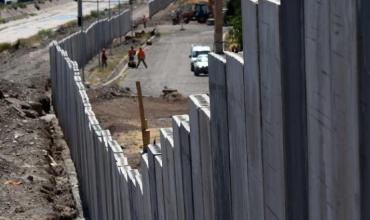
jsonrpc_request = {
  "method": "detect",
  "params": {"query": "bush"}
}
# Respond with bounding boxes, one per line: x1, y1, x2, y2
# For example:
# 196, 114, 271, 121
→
17, 2, 27, 8
0, 43, 13, 53
227, 7, 242, 49
90, 10, 105, 18
37, 29, 53, 38
90, 10, 99, 18
11, 4, 18, 10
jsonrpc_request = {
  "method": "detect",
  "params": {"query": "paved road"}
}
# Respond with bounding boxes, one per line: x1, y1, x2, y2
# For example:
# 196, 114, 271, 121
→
120, 24, 214, 97
0, 0, 137, 44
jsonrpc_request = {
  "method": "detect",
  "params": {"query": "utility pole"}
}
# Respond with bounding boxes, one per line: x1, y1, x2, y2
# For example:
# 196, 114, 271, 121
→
97, 0, 101, 67
119, 0, 122, 43
130, 0, 134, 37
214, 0, 223, 54
180, 0, 184, 31
78, 0, 85, 83
109, 0, 112, 54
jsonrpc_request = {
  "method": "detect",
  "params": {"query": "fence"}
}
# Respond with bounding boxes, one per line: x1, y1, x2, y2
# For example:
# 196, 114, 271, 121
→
49, 0, 370, 219
58, 9, 131, 68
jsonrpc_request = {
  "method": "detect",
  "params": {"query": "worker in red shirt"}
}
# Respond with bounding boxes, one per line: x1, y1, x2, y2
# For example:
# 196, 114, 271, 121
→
143, 15, 147, 28
101, 48, 108, 68
128, 46, 136, 68
136, 47, 148, 69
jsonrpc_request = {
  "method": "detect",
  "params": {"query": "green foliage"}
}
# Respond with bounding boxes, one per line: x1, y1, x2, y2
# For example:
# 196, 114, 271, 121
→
37, 29, 53, 38
90, 10, 105, 18
11, 3, 18, 10
90, 10, 99, 18
0, 43, 13, 53
17, 2, 27, 8
227, 8, 242, 48
224, 0, 243, 48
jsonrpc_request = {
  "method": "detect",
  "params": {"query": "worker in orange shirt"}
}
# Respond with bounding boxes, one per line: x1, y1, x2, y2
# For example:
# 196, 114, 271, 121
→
136, 47, 148, 69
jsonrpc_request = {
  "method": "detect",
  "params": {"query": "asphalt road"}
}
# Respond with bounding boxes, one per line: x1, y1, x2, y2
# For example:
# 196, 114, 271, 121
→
120, 23, 214, 97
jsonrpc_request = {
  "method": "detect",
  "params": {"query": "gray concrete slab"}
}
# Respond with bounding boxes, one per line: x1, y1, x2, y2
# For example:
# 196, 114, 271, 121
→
119, 166, 132, 220
160, 128, 170, 220
241, 1, 265, 219
148, 144, 162, 220
128, 168, 139, 220
188, 94, 209, 220
140, 153, 153, 220
305, 0, 360, 219
155, 155, 165, 220
358, 1, 370, 218
208, 53, 232, 220
225, 52, 249, 220
161, 128, 178, 220
172, 115, 189, 220
258, 1, 286, 219
279, 0, 309, 219
135, 171, 144, 220
198, 107, 214, 220
179, 119, 194, 220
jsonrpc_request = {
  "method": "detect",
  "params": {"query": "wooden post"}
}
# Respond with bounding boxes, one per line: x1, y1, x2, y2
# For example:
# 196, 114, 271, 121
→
136, 81, 150, 151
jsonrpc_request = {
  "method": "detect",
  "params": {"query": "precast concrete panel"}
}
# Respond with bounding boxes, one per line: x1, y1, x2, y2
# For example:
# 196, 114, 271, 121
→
258, 1, 287, 219
119, 166, 132, 220
101, 130, 113, 220
179, 120, 194, 220
135, 171, 144, 220
305, 0, 360, 219
225, 52, 249, 220
140, 153, 153, 220
171, 115, 189, 220
279, 0, 309, 219
358, 1, 370, 218
198, 107, 214, 220
155, 155, 165, 220
128, 169, 139, 220
109, 140, 124, 220
208, 53, 232, 220
241, 1, 265, 219
148, 144, 162, 220
188, 94, 209, 220
160, 128, 177, 220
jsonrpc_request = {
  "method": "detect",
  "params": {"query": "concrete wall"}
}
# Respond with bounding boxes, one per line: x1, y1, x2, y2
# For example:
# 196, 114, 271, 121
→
59, 9, 131, 68
50, 0, 369, 219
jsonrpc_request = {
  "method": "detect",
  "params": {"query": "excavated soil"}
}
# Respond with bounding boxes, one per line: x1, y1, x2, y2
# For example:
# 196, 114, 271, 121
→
88, 87, 188, 168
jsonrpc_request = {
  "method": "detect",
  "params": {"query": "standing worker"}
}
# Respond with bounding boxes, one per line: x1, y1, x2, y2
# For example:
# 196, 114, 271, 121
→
136, 47, 148, 69
128, 46, 136, 68
101, 48, 108, 68
143, 15, 147, 28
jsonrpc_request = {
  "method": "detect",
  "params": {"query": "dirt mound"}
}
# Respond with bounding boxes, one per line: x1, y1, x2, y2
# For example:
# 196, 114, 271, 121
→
0, 79, 79, 219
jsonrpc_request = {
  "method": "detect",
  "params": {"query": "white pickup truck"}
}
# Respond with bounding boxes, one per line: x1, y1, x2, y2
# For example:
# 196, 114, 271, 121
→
189, 45, 211, 72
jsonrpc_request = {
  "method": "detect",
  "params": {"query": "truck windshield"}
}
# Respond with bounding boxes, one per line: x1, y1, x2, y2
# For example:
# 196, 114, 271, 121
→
192, 50, 209, 57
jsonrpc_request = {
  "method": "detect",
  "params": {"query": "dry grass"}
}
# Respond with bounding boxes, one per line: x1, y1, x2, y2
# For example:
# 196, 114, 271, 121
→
87, 52, 128, 86
114, 123, 161, 167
